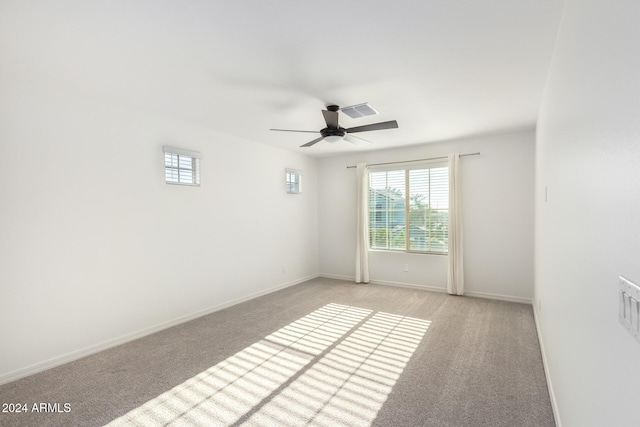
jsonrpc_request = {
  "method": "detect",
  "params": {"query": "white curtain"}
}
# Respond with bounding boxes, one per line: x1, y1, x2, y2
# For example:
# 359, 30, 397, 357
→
447, 153, 464, 295
355, 163, 370, 283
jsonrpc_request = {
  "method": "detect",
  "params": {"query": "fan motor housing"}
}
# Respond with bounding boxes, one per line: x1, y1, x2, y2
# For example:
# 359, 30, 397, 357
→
320, 128, 346, 138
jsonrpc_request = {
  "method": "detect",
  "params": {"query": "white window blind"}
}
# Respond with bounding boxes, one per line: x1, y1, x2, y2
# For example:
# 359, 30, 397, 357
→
286, 169, 302, 194
369, 170, 406, 250
369, 164, 449, 253
163, 146, 200, 186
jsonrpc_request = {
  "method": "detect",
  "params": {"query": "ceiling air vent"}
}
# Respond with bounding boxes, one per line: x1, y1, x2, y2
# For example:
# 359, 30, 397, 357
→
340, 102, 379, 119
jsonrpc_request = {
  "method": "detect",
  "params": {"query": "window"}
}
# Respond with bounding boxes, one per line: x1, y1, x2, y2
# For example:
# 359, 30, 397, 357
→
286, 169, 302, 194
163, 146, 201, 186
369, 164, 449, 253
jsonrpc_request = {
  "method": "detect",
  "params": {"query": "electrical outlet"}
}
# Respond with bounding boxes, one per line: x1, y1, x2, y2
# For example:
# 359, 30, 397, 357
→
403, 264, 409, 272
281, 265, 286, 274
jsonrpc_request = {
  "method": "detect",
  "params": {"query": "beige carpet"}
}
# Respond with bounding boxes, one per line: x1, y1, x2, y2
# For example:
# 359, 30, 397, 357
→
0, 278, 554, 427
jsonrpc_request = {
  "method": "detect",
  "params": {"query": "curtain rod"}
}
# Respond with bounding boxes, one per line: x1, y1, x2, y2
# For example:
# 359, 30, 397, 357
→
345, 152, 480, 169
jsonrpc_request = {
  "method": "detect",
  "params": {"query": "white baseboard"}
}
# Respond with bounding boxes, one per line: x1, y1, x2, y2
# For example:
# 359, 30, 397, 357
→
0, 273, 319, 386
319, 273, 447, 293
533, 305, 562, 427
464, 290, 532, 305
370, 279, 448, 294
318, 273, 356, 282
318, 274, 531, 304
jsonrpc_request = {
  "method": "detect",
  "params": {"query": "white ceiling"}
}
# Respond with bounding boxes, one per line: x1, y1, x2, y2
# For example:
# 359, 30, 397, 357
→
0, 1, 564, 157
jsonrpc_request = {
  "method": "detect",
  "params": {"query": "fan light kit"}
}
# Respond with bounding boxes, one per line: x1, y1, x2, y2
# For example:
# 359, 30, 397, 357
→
323, 134, 344, 143
270, 103, 398, 148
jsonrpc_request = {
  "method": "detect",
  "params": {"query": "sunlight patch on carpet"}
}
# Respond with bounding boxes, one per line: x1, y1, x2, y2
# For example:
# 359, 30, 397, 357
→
105, 303, 430, 426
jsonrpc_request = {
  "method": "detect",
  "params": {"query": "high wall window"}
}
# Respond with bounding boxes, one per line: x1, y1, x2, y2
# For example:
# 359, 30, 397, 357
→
369, 164, 449, 253
163, 146, 201, 186
286, 169, 302, 194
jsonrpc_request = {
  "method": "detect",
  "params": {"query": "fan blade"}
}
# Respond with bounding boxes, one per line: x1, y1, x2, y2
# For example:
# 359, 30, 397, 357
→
322, 109, 339, 129
346, 120, 398, 134
300, 136, 324, 147
344, 134, 372, 146
270, 128, 318, 133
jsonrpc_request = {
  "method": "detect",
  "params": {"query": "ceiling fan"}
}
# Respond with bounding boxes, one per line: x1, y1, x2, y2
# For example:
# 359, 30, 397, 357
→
270, 104, 399, 147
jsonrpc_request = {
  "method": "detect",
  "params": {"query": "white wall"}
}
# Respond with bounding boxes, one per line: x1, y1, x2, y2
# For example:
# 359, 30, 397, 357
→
0, 80, 318, 383
535, 1, 640, 426
318, 129, 535, 302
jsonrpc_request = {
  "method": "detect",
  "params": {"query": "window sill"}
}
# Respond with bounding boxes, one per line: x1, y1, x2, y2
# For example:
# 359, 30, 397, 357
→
165, 182, 200, 187
368, 248, 448, 256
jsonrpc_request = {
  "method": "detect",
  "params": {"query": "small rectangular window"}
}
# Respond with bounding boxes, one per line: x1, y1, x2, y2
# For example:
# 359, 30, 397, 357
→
286, 169, 302, 194
163, 146, 201, 186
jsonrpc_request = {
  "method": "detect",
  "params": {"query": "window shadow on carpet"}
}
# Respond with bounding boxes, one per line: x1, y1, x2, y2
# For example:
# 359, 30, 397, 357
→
105, 303, 431, 427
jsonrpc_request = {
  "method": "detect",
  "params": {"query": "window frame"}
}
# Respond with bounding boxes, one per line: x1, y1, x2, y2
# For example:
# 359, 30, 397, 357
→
286, 168, 302, 194
163, 146, 201, 186
368, 161, 449, 255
